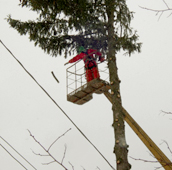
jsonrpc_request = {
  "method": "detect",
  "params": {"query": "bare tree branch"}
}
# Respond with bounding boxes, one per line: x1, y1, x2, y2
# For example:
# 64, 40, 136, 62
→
81, 166, 86, 170
140, 6, 171, 13
31, 150, 49, 157
28, 129, 70, 170
140, 0, 172, 19
161, 110, 172, 115
69, 161, 74, 170
160, 110, 172, 120
160, 140, 172, 155
163, 0, 170, 9
48, 128, 71, 151
130, 156, 158, 163
148, 152, 172, 169
42, 161, 56, 165
130, 156, 163, 170
61, 144, 67, 164
130, 154, 172, 170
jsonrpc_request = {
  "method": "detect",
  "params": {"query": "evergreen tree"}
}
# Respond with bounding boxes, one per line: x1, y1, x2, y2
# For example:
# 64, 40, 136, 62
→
7, 0, 141, 169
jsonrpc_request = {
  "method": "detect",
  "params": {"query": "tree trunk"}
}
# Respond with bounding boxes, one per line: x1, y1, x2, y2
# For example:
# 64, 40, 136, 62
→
105, 1, 131, 169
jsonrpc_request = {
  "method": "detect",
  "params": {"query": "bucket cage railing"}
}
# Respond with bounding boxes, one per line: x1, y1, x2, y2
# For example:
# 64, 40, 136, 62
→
66, 60, 109, 96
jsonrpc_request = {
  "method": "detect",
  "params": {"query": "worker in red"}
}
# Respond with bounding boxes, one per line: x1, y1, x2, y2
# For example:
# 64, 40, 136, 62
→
65, 46, 105, 82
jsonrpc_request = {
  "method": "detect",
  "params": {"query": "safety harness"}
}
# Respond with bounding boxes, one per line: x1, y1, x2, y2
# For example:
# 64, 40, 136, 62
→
82, 51, 97, 69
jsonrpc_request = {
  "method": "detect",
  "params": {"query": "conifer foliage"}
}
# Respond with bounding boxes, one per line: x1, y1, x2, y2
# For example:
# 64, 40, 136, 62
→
7, 0, 141, 57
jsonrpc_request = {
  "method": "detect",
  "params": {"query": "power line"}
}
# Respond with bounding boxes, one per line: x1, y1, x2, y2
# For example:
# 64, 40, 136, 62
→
0, 144, 28, 170
0, 136, 37, 170
0, 39, 115, 170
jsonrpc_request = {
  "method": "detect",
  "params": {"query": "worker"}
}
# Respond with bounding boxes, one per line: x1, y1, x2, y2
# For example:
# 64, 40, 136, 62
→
64, 46, 105, 82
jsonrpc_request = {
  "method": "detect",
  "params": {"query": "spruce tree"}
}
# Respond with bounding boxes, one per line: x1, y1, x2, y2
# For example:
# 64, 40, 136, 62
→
7, 0, 141, 169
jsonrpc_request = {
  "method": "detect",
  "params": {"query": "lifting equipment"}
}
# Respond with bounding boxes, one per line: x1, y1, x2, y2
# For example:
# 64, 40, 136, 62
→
66, 61, 172, 170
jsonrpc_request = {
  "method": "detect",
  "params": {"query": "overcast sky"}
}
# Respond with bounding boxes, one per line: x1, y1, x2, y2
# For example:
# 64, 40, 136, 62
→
1, 0, 172, 170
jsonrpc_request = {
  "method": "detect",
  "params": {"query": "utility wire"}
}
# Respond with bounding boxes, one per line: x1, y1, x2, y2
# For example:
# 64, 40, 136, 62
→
0, 136, 37, 170
0, 144, 28, 170
0, 39, 115, 170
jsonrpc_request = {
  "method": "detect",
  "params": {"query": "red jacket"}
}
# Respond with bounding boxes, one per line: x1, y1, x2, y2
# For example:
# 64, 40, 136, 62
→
68, 49, 104, 69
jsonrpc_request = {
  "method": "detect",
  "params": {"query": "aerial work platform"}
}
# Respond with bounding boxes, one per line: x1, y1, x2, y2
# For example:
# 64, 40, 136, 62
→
66, 59, 109, 105
67, 78, 110, 105
66, 61, 172, 170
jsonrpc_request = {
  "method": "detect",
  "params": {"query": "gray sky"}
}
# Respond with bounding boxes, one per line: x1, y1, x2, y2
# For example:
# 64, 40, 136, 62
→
1, 0, 172, 170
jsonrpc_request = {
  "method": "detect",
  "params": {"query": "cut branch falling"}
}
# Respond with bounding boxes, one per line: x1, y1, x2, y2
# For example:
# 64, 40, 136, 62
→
51, 71, 60, 83
28, 129, 71, 170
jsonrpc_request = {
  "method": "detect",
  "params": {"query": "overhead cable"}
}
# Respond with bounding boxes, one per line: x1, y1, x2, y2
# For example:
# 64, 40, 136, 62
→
0, 39, 115, 170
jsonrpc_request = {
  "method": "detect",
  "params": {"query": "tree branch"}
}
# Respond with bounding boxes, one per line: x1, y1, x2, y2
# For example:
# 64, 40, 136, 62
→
42, 161, 56, 165
48, 128, 71, 151
130, 153, 172, 170
130, 156, 164, 170
130, 156, 158, 163
68, 162, 74, 170
28, 129, 71, 170
31, 150, 49, 157
163, 0, 170, 9
140, 0, 172, 19
160, 140, 172, 155
161, 110, 172, 115
61, 144, 67, 164
51, 71, 60, 83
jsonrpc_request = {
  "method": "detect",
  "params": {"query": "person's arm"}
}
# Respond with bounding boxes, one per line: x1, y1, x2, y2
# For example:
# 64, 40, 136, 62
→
64, 53, 84, 65
68, 53, 84, 63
